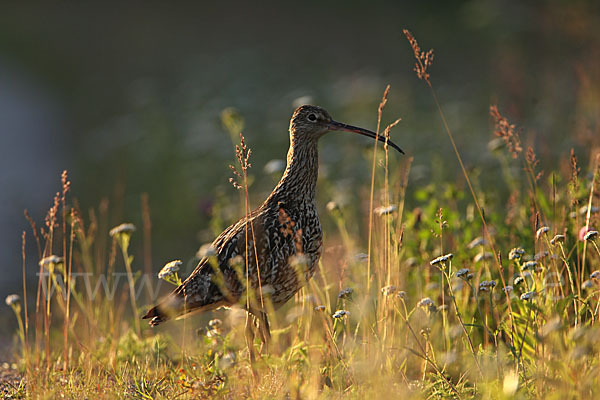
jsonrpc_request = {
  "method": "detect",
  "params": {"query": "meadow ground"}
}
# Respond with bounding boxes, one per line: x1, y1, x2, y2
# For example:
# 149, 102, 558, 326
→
2, 32, 600, 399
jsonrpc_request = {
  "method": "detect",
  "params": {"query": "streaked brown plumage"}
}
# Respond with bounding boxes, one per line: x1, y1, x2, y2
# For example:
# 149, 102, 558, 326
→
142, 105, 403, 338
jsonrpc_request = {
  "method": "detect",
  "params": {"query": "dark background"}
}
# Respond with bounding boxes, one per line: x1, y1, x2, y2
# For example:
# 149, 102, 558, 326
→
1, 1, 598, 348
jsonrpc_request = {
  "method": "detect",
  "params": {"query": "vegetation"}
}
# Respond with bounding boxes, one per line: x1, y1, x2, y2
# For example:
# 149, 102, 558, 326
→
3, 31, 600, 399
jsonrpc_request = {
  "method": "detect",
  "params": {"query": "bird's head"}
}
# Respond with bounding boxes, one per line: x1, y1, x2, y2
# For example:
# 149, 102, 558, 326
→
289, 105, 404, 154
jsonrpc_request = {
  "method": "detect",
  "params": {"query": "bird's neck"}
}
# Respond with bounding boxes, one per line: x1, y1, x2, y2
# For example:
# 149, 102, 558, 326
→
268, 136, 319, 204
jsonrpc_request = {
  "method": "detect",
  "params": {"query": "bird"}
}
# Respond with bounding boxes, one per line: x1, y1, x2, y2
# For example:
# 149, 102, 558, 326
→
142, 105, 403, 343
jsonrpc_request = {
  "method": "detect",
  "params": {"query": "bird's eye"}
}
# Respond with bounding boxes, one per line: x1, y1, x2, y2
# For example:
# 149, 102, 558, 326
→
307, 113, 317, 122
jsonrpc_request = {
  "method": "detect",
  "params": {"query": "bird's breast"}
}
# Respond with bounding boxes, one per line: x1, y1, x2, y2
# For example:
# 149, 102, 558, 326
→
258, 201, 322, 305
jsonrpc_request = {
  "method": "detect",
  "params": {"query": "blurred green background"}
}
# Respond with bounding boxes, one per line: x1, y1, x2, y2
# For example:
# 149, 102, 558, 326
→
0, 1, 598, 348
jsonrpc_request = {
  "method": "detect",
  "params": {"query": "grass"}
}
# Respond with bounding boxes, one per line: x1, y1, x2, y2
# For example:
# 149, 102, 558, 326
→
3, 31, 600, 399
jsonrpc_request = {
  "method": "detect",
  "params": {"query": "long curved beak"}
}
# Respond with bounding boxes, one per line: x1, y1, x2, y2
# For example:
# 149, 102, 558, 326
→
328, 120, 404, 154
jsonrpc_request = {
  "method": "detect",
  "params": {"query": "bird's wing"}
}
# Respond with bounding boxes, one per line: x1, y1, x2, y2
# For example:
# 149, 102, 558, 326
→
143, 208, 268, 325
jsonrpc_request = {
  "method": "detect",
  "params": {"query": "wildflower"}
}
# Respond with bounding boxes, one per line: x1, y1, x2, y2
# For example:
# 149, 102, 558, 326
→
381, 285, 398, 296
487, 137, 505, 152
425, 282, 439, 292
109, 223, 136, 237
374, 205, 397, 216
538, 319, 561, 342
39, 255, 64, 269
206, 329, 219, 338
314, 305, 326, 312
352, 253, 369, 263
228, 255, 243, 268
396, 291, 407, 300
452, 280, 464, 292
260, 284, 275, 296
590, 271, 600, 280
290, 254, 310, 268
478, 284, 489, 292
110, 223, 136, 253
263, 159, 285, 175
503, 286, 513, 294
455, 268, 470, 279
430, 253, 453, 266
338, 287, 353, 300
5, 294, 20, 307
474, 252, 493, 263
437, 304, 449, 312
536, 226, 549, 240
405, 257, 418, 267
521, 261, 538, 271
550, 235, 565, 245
534, 251, 549, 261
579, 226, 597, 241
218, 351, 236, 370
332, 310, 349, 319
503, 370, 519, 397
514, 276, 525, 286
158, 260, 182, 280
197, 243, 217, 258
480, 280, 497, 289
579, 205, 600, 215
208, 319, 222, 329
583, 230, 598, 241
467, 237, 486, 249
326, 201, 339, 212
466, 273, 474, 280
582, 280, 595, 290
417, 297, 434, 308
508, 248, 525, 260
520, 291, 537, 301
302, 294, 316, 304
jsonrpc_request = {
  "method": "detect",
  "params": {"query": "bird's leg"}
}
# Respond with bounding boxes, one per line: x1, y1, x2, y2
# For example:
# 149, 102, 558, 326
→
245, 313, 257, 365
257, 311, 271, 353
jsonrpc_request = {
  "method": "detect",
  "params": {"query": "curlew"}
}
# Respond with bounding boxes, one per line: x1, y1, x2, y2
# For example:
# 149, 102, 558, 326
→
143, 105, 403, 343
